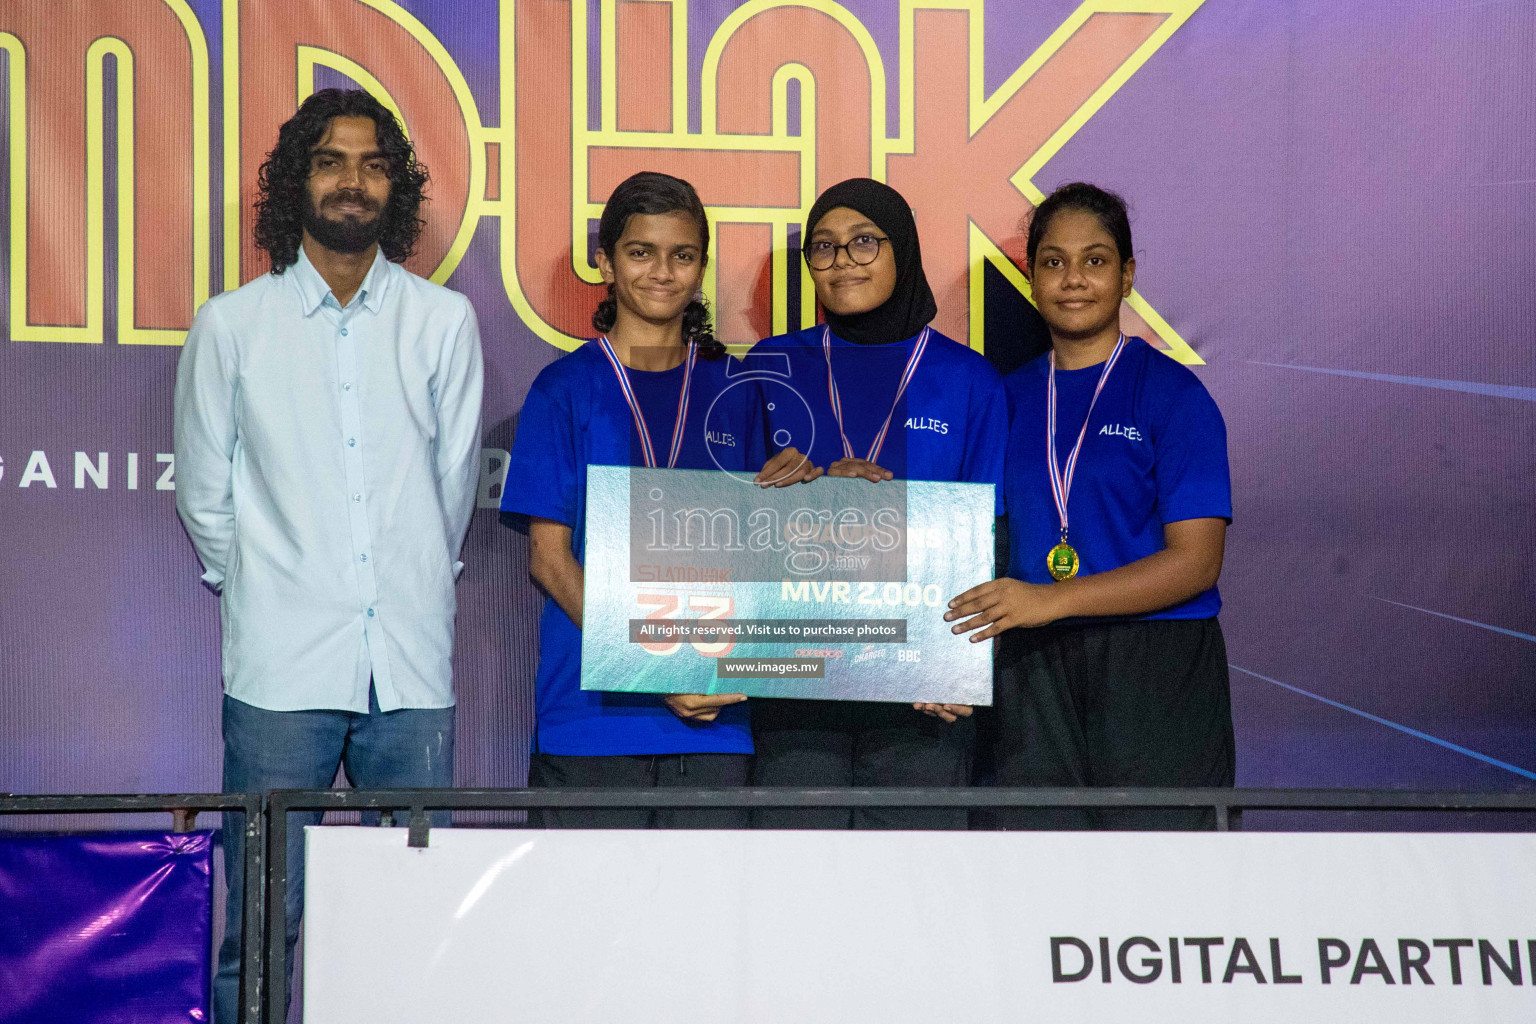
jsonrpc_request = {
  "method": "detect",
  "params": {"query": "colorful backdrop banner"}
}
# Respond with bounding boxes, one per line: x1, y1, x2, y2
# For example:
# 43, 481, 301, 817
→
1, 1, 1533, 814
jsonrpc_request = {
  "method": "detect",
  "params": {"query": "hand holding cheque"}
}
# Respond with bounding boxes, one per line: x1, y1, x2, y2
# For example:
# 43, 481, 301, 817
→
944, 517, 1227, 641
755, 446, 823, 488
825, 457, 895, 483
660, 692, 749, 723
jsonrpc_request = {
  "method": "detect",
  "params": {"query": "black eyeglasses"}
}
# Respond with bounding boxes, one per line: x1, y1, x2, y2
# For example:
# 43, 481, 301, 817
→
802, 234, 890, 271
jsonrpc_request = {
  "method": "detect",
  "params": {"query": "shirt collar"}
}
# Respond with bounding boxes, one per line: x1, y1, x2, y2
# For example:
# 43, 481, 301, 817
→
289, 244, 392, 316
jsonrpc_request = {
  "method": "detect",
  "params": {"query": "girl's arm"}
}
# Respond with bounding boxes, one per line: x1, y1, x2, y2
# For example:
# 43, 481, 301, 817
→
528, 517, 584, 628
945, 517, 1226, 641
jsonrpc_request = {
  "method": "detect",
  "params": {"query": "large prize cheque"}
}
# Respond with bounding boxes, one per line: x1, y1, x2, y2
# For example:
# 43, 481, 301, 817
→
580, 466, 993, 704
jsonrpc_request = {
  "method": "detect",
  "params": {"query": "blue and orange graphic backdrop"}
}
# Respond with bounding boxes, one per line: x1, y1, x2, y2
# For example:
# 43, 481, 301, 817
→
1, 1, 1533, 812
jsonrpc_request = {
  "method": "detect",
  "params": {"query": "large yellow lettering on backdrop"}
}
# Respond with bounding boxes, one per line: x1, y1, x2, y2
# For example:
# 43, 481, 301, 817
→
1, 0, 208, 345
0, 0, 1202, 363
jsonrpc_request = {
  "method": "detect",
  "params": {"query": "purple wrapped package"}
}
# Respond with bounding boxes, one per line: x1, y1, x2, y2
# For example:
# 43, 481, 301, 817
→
0, 831, 213, 1023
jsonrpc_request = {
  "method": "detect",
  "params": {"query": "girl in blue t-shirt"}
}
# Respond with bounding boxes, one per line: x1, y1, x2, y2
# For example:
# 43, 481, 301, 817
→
749, 178, 1010, 830
500, 171, 818, 827
947, 183, 1235, 830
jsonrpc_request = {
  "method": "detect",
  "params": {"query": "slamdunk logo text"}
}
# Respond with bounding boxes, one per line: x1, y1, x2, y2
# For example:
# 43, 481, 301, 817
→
1, 1, 1204, 361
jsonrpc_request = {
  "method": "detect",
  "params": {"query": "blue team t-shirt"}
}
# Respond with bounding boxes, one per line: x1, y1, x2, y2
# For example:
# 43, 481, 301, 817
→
1002, 337, 1232, 619
752, 326, 1008, 509
500, 341, 766, 755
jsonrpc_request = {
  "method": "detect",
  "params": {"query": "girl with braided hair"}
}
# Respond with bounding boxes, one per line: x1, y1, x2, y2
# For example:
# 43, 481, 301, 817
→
500, 171, 817, 826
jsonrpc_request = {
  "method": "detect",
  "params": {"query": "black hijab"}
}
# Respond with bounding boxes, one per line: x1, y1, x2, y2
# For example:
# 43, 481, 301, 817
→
805, 178, 938, 345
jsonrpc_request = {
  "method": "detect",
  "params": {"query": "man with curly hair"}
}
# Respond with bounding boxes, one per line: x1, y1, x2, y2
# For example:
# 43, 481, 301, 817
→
173, 88, 483, 1023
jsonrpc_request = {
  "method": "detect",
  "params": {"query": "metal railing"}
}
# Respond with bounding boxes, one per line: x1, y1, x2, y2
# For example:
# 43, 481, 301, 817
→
0, 792, 265, 1024
262, 786, 1536, 1024
7, 787, 1536, 1024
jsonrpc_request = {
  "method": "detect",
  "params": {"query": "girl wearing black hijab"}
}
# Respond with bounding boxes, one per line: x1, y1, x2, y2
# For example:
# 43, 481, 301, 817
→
750, 179, 1010, 829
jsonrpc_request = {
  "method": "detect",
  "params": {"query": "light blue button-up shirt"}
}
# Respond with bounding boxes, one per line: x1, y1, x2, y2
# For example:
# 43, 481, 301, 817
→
174, 246, 483, 712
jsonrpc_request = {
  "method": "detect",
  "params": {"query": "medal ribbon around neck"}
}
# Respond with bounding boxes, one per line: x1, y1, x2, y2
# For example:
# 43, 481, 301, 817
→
597, 335, 697, 469
1047, 333, 1127, 543
822, 324, 931, 463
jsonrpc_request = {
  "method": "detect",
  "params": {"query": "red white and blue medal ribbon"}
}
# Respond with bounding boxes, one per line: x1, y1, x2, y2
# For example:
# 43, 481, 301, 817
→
822, 324, 931, 463
1046, 333, 1126, 543
597, 335, 697, 469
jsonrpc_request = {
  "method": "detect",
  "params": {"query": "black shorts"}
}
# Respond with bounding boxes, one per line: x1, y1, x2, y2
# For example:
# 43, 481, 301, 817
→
978, 617, 1235, 831
750, 699, 974, 830
528, 751, 751, 828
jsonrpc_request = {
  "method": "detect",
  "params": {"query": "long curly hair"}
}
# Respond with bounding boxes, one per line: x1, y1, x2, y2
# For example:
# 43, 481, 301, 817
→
592, 171, 723, 359
253, 88, 429, 274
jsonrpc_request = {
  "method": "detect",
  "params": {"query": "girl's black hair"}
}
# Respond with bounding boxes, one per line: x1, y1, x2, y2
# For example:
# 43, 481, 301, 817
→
254, 88, 429, 274
592, 171, 723, 359
1025, 182, 1133, 268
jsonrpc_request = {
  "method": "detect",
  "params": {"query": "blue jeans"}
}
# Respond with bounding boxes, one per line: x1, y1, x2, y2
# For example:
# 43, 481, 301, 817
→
214, 689, 454, 1024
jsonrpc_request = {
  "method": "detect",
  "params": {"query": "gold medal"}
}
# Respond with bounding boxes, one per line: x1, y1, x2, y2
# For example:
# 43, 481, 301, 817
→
1045, 335, 1124, 586
1046, 541, 1079, 581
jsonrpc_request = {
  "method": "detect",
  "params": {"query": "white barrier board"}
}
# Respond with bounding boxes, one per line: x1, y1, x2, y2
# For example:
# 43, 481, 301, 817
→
304, 827, 1536, 1023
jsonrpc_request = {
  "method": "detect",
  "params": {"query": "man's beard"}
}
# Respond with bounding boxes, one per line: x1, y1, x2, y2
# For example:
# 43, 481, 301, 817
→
304, 189, 386, 254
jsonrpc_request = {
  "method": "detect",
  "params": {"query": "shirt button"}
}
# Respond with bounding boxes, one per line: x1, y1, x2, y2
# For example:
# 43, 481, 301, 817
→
367, 608, 376, 617
360, 553, 368, 562
348, 438, 357, 447
343, 383, 352, 391
353, 493, 362, 503
340, 328, 350, 336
